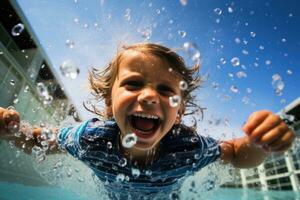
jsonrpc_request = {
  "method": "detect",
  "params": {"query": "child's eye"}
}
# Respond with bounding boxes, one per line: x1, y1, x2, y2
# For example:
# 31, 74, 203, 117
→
123, 80, 143, 90
157, 84, 175, 96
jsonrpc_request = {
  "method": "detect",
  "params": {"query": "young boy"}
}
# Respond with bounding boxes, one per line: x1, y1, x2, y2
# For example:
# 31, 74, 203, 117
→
0, 43, 295, 199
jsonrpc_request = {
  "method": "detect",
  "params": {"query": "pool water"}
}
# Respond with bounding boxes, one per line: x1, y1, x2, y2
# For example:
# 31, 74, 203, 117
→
0, 182, 299, 200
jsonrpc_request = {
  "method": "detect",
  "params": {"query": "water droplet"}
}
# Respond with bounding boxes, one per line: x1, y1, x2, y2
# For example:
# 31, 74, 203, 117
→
272, 74, 284, 96
265, 60, 271, 65
10, 79, 15, 86
236, 71, 247, 78
231, 57, 240, 67
228, 7, 233, 13
235, 37, 241, 44
259, 45, 264, 50
242, 96, 250, 105
178, 30, 186, 38
13, 98, 19, 104
169, 95, 181, 107
24, 85, 29, 93
139, 27, 152, 40
0, 51, 3, 55
230, 85, 239, 93
65, 39, 75, 49
118, 158, 127, 167
242, 49, 249, 55
191, 136, 198, 143
116, 174, 125, 182
246, 88, 252, 94
179, 81, 188, 91
122, 133, 137, 148
11, 23, 25, 36
43, 95, 53, 105
74, 18, 79, 23
60, 60, 80, 79
220, 57, 226, 65
36, 82, 49, 98
145, 170, 152, 176
214, 8, 222, 15
124, 9, 131, 21
131, 168, 140, 178
286, 69, 293, 75
281, 38, 286, 43
250, 31, 256, 37
183, 42, 201, 66
180, 0, 188, 6
78, 177, 85, 182
107, 141, 112, 149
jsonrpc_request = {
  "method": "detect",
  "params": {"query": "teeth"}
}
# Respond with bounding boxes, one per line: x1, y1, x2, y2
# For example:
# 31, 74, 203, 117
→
133, 113, 159, 119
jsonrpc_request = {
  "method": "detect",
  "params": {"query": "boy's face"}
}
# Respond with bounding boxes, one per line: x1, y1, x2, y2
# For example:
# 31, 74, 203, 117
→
110, 50, 183, 151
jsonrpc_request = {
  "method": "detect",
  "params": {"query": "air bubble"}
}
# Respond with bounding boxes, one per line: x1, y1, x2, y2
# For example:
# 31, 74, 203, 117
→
60, 60, 80, 79
179, 81, 188, 91
107, 141, 112, 149
11, 23, 25, 36
10, 80, 15, 86
250, 32, 256, 37
178, 30, 186, 38
169, 95, 181, 107
235, 37, 241, 44
118, 158, 127, 167
228, 7, 233, 13
122, 133, 137, 148
272, 74, 284, 96
65, 39, 75, 49
286, 69, 293, 75
230, 85, 239, 93
236, 71, 247, 78
231, 57, 240, 67
116, 174, 125, 182
183, 42, 201, 66
180, 0, 188, 6
214, 8, 222, 15
131, 168, 140, 178
124, 9, 131, 21
265, 60, 271, 65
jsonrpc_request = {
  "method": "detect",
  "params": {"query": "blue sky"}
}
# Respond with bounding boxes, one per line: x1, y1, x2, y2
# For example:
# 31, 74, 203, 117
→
16, 0, 300, 138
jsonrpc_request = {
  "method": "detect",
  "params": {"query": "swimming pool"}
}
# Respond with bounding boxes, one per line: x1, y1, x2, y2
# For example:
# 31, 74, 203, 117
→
1, 182, 299, 200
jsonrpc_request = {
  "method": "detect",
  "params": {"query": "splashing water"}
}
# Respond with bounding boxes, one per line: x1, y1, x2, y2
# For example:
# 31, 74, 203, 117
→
11, 23, 25, 36
214, 8, 222, 15
183, 42, 201, 67
230, 57, 240, 67
65, 39, 75, 49
271, 74, 285, 96
179, 80, 188, 91
169, 95, 181, 107
59, 60, 80, 79
122, 133, 137, 148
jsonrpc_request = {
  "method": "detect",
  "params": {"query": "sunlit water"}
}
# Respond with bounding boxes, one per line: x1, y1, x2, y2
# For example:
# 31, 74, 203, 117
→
1, 182, 299, 200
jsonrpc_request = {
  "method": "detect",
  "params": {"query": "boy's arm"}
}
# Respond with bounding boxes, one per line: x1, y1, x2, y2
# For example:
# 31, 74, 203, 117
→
220, 110, 295, 168
0, 107, 61, 154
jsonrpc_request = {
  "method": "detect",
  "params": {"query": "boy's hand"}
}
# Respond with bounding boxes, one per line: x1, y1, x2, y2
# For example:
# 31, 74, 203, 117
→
0, 107, 20, 136
243, 110, 295, 152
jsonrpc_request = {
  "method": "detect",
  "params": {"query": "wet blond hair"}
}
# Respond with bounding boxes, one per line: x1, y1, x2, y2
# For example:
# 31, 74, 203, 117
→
86, 42, 202, 119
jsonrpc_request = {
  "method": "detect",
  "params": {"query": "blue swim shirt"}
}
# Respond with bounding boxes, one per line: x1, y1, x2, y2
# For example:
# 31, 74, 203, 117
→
58, 118, 221, 199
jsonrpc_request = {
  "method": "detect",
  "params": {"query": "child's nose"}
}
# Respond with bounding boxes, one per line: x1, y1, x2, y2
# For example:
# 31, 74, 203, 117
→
138, 87, 159, 105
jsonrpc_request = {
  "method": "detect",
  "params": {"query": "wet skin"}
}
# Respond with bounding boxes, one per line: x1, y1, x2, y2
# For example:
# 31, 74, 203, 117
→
110, 50, 183, 158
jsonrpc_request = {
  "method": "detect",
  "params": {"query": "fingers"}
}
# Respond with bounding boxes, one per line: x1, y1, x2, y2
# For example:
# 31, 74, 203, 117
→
269, 130, 295, 152
0, 107, 20, 134
244, 110, 296, 153
243, 110, 271, 135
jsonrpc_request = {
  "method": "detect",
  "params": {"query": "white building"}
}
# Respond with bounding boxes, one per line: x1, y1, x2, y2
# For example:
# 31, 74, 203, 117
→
231, 97, 300, 191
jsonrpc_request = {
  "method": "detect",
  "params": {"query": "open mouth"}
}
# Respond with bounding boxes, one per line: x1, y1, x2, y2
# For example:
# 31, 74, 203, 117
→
129, 113, 160, 139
